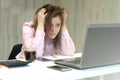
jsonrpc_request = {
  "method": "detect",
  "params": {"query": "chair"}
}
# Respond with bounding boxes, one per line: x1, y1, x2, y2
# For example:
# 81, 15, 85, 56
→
8, 44, 22, 60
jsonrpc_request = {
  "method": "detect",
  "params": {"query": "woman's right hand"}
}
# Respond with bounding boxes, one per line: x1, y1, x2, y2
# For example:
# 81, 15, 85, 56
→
37, 8, 47, 30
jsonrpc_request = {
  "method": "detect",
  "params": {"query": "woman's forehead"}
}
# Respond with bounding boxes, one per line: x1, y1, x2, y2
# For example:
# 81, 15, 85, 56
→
51, 17, 61, 23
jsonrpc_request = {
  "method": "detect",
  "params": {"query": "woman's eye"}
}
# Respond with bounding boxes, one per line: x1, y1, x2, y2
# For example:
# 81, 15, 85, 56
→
56, 24, 60, 27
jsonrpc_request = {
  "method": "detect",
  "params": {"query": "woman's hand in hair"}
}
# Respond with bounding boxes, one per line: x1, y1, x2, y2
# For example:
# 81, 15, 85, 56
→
37, 8, 47, 30
62, 10, 67, 30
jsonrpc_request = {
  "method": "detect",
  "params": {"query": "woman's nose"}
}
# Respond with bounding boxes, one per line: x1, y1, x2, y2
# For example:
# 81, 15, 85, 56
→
51, 26, 55, 32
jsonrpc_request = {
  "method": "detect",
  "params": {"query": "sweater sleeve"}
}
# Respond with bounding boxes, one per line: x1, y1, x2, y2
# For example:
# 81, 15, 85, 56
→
22, 22, 45, 50
16, 22, 45, 59
60, 30, 76, 55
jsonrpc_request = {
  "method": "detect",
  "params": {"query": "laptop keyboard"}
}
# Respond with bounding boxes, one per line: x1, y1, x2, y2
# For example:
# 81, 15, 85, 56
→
65, 57, 81, 64
56, 57, 81, 64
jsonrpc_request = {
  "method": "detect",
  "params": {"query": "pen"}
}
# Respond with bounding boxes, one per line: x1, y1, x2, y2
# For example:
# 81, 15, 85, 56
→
0, 64, 2, 68
0, 64, 10, 69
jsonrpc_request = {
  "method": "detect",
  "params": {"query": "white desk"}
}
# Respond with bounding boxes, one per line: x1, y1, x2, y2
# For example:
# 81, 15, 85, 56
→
1, 60, 120, 80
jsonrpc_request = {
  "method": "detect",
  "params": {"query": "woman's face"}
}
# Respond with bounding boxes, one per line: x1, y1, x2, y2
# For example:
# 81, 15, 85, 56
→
46, 16, 61, 39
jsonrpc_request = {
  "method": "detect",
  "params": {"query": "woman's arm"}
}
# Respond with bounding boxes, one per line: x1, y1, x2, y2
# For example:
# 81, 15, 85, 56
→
22, 22, 45, 51
60, 30, 76, 55
16, 22, 45, 59
59, 10, 75, 55
23, 9, 47, 57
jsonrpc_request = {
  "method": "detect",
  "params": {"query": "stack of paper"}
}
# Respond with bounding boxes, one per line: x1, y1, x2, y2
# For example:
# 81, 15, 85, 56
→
42, 53, 82, 60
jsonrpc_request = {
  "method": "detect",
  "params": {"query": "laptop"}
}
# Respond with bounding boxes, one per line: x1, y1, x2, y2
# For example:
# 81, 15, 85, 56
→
55, 23, 120, 69
0, 59, 32, 67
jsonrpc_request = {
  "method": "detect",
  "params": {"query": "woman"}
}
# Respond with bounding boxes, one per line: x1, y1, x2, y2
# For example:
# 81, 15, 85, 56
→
16, 4, 75, 59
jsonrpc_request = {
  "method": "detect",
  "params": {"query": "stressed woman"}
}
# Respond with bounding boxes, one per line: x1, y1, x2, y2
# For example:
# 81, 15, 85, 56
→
16, 4, 75, 59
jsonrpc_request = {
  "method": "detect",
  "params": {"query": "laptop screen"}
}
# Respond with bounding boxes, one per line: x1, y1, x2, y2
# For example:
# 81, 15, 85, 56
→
81, 23, 120, 68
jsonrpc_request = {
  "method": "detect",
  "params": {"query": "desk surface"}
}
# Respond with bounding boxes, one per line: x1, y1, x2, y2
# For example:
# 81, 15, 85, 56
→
0, 60, 120, 80
1, 60, 120, 80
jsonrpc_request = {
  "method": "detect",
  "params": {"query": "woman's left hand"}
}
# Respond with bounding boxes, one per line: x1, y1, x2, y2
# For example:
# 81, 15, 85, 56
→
62, 10, 67, 30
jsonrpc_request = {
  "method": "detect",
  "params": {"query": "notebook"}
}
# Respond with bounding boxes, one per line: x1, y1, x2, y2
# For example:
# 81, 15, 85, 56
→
55, 23, 120, 69
0, 59, 32, 67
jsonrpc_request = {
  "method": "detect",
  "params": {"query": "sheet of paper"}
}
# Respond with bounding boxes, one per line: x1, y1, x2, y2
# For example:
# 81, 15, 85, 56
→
42, 53, 82, 60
